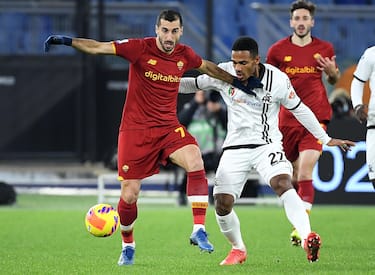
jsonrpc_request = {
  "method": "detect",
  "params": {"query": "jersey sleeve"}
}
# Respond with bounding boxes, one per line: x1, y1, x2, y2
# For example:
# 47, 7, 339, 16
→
350, 77, 365, 107
195, 62, 232, 91
113, 38, 144, 63
290, 102, 331, 145
184, 46, 203, 70
278, 74, 301, 110
353, 48, 373, 82
351, 47, 373, 107
196, 74, 222, 91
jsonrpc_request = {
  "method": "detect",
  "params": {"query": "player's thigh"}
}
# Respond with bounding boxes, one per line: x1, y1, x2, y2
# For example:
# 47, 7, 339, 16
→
161, 126, 199, 167
117, 129, 160, 179
298, 149, 321, 175
366, 129, 375, 180
280, 126, 301, 162
213, 149, 252, 200
256, 143, 293, 186
169, 144, 203, 171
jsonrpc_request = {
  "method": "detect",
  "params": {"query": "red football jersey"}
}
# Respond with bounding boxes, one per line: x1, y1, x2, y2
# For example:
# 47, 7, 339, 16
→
266, 36, 334, 127
113, 37, 202, 130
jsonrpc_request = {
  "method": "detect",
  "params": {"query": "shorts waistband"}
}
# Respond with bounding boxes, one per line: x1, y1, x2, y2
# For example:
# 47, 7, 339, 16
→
223, 144, 265, 151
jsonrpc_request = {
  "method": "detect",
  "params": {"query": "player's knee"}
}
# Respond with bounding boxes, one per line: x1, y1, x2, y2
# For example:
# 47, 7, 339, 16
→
297, 170, 313, 181
121, 194, 138, 204
214, 194, 234, 216
120, 181, 140, 203
185, 156, 204, 171
270, 174, 293, 196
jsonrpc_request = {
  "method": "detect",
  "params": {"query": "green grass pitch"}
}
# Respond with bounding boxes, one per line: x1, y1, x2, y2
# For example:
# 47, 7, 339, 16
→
1, 194, 374, 274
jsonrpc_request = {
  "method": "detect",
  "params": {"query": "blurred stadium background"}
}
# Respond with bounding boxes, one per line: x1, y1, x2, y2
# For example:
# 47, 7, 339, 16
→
0, 0, 374, 205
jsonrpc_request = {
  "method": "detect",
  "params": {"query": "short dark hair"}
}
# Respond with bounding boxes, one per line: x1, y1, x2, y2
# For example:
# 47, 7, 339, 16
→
290, 0, 316, 17
156, 10, 183, 27
231, 36, 259, 58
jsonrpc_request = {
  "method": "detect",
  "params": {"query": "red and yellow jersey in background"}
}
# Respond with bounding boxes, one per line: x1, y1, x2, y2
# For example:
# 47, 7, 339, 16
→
266, 36, 334, 127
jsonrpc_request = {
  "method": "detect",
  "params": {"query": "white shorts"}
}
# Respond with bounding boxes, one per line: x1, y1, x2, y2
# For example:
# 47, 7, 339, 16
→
213, 143, 293, 200
366, 129, 375, 180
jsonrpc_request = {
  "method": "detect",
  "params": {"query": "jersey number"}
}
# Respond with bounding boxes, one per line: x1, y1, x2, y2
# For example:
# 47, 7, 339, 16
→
175, 127, 185, 138
268, 151, 284, 165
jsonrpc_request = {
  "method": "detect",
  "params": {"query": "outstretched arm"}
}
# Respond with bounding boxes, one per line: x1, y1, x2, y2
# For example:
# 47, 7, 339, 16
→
44, 35, 115, 55
290, 102, 355, 152
179, 77, 201, 94
71, 38, 115, 55
198, 60, 234, 85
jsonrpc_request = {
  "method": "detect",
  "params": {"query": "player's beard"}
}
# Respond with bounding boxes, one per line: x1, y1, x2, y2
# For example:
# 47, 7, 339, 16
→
159, 37, 175, 53
294, 25, 311, 39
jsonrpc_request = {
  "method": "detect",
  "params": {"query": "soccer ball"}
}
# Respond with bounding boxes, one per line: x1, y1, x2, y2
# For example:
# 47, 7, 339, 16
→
85, 203, 119, 237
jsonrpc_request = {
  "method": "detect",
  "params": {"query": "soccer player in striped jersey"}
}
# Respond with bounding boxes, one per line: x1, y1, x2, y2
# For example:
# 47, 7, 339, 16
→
179, 36, 354, 265
351, 46, 375, 189
266, 0, 341, 246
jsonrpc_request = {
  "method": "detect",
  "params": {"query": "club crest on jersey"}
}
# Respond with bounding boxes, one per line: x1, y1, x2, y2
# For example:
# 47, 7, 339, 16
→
147, 59, 157, 65
284, 55, 292, 62
262, 93, 272, 104
313, 53, 321, 60
228, 87, 236, 97
288, 90, 296, 99
177, 61, 184, 70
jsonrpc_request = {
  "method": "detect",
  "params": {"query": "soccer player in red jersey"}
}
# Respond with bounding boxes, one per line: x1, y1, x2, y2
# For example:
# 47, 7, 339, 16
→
44, 9, 256, 266
266, 0, 341, 245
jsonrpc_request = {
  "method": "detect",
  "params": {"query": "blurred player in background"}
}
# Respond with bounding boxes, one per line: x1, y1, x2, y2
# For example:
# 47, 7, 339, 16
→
179, 36, 354, 265
350, 46, 375, 189
44, 9, 257, 266
178, 89, 227, 205
266, 0, 341, 245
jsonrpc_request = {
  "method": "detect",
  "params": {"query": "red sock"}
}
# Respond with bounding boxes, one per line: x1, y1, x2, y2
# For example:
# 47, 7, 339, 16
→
117, 198, 137, 243
187, 170, 208, 225
297, 180, 314, 204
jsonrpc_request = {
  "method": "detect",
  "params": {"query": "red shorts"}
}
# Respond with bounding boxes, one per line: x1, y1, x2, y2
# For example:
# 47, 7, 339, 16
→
117, 125, 197, 180
280, 124, 327, 163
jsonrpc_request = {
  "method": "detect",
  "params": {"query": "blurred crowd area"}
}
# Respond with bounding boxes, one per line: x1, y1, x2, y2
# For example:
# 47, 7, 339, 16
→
1, 0, 373, 108
1, 0, 375, 65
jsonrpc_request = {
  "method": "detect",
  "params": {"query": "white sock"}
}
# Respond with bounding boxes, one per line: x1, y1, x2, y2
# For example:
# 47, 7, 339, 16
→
215, 210, 246, 251
120, 221, 135, 232
122, 241, 135, 248
192, 224, 205, 234
280, 189, 311, 247
120, 222, 136, 247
